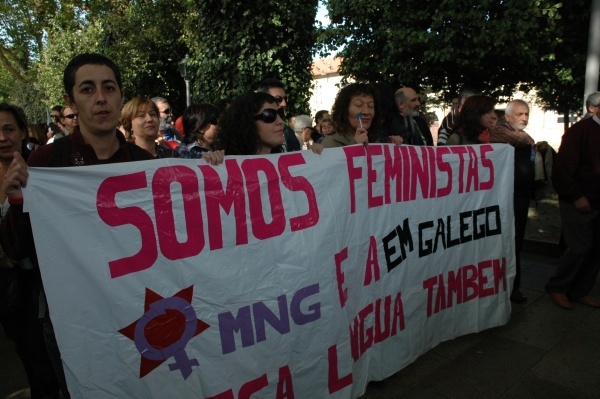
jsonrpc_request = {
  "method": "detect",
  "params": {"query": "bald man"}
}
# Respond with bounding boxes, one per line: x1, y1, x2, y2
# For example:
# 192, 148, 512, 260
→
387, 87, 433, 146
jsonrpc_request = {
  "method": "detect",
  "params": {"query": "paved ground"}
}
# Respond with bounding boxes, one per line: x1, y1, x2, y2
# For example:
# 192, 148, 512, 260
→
358, 249, 600, 399
2, 249, 599, 398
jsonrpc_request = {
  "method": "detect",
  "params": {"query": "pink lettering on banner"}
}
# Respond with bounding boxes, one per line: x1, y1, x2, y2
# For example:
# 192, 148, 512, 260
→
367, 144, 383, 208
349, 292, 404, 361
238, 374, 269, 399
327, 345, 353, 393
241, 158, 286, 240
208, 366, 295, 399
344, 144, 498, 213
278, 153, 319, 231
465, 146, 480, 193
382, 145, 402, 204
423, 258, 508, 317
435, 146, 453, 197
198, 159, 248, 250
334, 247, 349, 308
276, 365, 294, 399
152, 166, 204, 260
364, 236, 380, 286
479, 144, 495, 190
449, 146, 469, 194
344, 145, 366, 214
97, 171, 157, 278
406, 145, 434, 201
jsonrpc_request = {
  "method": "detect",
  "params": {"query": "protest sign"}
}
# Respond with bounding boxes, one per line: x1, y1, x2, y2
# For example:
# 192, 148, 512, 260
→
23, 144, 515, 398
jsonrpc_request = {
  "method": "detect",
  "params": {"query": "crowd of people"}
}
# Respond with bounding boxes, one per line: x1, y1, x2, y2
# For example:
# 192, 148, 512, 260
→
0, 52, 599, 398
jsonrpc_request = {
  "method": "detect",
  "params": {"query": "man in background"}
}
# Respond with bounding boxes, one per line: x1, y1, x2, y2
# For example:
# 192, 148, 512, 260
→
437, 87, 480, 145
583, 92, 600, 120
391, 87, 433, 146
151, 96, 182, 143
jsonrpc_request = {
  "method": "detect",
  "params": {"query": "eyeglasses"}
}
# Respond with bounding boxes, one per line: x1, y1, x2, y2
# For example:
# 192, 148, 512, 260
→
273, 96, 287, 104
51, 114, 61, 119
160, 108, 172, 114
63, 114, 77, 119
254, 108, 285, 123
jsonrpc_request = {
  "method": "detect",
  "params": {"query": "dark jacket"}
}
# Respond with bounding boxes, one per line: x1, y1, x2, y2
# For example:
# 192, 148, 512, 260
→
552, 116, 600, 208
386, 114, 433, 146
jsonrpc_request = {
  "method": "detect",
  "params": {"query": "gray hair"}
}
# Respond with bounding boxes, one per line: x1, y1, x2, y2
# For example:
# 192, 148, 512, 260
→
151, 97, 168, 105
293, 115, 313, 133
585, 92, 600, 108
394, 88, 407, 104
505, 99, 529, 115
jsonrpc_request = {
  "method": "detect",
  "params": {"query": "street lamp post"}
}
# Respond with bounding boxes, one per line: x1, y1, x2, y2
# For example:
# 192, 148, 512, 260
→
178, 54, 191, 107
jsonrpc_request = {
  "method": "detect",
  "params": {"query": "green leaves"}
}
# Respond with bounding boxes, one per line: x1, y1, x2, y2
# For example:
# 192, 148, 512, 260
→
320, 0, 587, 111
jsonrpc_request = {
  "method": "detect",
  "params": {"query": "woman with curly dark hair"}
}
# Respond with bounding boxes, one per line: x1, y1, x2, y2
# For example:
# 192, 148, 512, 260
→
446, 95, 496, 145
215, 91, 287, 155
322, 82, 381, 148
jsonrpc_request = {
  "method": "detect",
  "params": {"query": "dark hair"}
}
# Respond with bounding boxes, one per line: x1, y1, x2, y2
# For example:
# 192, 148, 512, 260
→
63, 53, 123, 100
315, 110, 329, 124
0, 103, 28, 134
331, 82, 381, 141
214, 98, 231, 115
455, 95, 496, 139
257, 78, 285, 93
458, 87, 481, 105
51, 105, 63, 114
182, 103, 219, 145
371, 82, 397, 142
215, 91, 282, 155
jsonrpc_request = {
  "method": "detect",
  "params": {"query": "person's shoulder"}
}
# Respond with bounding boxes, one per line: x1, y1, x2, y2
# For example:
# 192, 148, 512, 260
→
126, 143, 155, 161
27, 143, 55, 167
321, 133, 346, 148
446, 132, 463, 145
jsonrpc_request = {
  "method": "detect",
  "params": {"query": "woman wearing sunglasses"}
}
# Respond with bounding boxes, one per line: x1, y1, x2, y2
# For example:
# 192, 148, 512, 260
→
215, 92, 288, 155
322, 82, 381, 148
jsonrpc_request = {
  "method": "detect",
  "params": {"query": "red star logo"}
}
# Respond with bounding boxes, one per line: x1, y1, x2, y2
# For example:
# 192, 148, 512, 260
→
119, 286, 209, 379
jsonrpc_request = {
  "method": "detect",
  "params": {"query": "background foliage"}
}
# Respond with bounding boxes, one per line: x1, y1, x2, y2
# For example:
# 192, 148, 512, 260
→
181, 0, 318, 116
321, 0, 592, 120
0, 0, 595, 125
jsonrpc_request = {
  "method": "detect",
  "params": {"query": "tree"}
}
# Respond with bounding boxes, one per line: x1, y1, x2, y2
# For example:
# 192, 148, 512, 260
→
532, 0, 592, 130
28, 1, 189, 115
321, 0, 566, 100
182, 0, 319, 116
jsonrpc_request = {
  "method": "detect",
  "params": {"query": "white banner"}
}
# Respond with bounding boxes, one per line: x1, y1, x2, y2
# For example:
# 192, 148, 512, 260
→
24, 144, 515, 398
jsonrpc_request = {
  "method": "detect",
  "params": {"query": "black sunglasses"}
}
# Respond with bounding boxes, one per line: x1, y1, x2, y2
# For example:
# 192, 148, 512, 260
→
63, 114, 77, 119
273, 96, 287, 104
254, 108, 285, 123
161, 108, 172, 114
